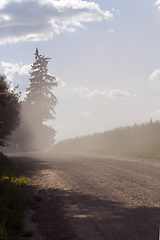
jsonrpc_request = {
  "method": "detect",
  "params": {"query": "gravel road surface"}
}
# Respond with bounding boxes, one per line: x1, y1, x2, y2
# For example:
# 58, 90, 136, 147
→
8, 152, 160, 240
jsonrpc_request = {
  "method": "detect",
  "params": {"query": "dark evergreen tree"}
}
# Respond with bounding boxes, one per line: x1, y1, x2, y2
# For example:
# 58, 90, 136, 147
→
10, 49, 58, 151
0, 75, 20, 147
25, 48, 57, 124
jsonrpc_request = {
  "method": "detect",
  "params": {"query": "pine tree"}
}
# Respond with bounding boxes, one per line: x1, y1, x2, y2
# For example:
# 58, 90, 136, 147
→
26, 48, 58, 124
10, 49, 58, 151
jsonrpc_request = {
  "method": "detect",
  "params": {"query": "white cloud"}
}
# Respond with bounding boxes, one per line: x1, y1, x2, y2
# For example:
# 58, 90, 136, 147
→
0, 0, 113, 45
73, 86, 88, 98
0, 0, 20, 10
155, 0, 160, 5
80, 112, 92, 117
85, 89, 108, 99
2, 61, 31, 81
1, 61, 19, 68
149, 69, 160, 81
61, 20, 86, 32
1, 61, 31, 92
84, 89, 137, 99
73, 86, 88, 92
155, 0, 160, 10
108, 89, 137, 99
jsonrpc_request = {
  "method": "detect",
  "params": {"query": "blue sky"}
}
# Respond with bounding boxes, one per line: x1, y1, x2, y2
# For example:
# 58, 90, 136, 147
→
1, 0, 160, 142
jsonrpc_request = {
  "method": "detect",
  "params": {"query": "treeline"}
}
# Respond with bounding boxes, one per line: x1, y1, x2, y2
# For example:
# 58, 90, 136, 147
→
53, 120, 160, 159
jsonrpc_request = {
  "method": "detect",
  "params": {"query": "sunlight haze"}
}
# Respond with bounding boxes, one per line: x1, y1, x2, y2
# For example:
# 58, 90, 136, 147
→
0, 0, 160, 142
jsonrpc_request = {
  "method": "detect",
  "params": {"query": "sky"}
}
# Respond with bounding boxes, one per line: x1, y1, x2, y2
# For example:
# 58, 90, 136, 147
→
1, 0, 160, 142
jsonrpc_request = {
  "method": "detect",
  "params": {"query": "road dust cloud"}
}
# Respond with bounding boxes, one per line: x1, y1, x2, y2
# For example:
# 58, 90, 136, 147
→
8, 102, 56, 152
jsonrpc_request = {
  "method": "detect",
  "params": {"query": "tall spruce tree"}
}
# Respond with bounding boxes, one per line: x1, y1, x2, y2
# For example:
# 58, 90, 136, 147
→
26, 48, 57, 123
24, 48, 58, 150
10, 49, 58, 151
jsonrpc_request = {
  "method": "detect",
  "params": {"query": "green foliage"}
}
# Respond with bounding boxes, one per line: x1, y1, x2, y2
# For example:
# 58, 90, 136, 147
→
0, 75, 20, 147
53, 120, 160, 159
0, 153, 31, 240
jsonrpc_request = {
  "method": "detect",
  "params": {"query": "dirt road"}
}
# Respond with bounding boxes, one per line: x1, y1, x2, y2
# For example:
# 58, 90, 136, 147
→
8, 152, 160, 240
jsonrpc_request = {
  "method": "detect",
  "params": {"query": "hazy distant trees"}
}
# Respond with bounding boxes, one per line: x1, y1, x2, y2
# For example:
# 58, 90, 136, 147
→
53, 120, 160, 159
10, 49, 58, 151
0, 75, 20, 147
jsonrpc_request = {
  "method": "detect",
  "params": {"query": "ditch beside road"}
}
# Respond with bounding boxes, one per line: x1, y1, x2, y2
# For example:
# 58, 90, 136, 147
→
8, 152, 160, 240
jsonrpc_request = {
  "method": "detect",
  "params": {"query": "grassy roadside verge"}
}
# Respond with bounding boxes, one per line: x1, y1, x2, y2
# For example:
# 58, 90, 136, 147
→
0, 152, 33, 240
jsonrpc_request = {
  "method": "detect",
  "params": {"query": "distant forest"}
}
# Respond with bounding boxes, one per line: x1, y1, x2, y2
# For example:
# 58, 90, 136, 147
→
53, 120, 160, 159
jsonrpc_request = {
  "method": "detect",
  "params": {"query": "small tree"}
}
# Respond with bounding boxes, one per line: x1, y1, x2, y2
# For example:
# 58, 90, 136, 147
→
0, 75, 20, 147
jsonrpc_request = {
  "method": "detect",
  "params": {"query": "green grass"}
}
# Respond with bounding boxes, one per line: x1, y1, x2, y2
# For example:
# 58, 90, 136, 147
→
0, 152, 33, 240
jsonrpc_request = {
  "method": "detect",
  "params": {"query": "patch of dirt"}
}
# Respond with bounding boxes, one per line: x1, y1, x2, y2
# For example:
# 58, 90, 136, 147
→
13, 157, 76, 240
